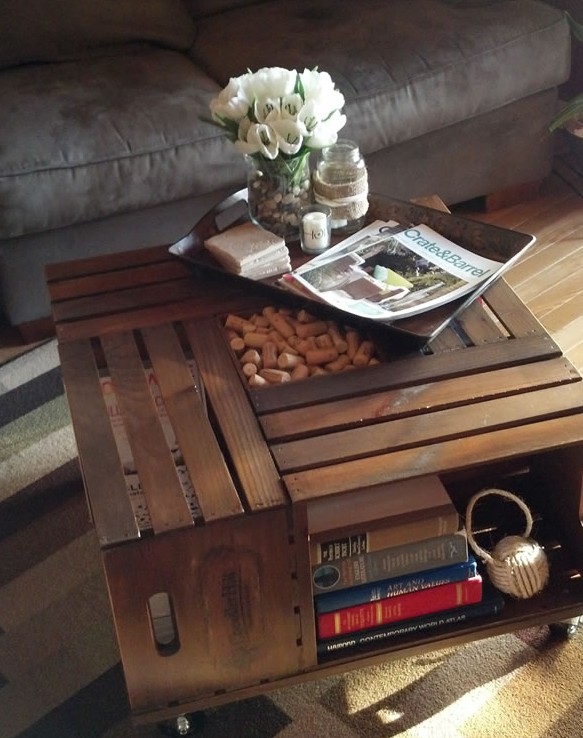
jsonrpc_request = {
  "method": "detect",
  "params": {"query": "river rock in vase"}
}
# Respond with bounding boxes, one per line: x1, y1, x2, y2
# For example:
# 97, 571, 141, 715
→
245, 153, 312, 241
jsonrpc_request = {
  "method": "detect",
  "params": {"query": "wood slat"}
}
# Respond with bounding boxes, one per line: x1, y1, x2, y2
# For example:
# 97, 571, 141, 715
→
141, 323, 245, 523
49, 260, 189, 302
481, 279, 548, 338
283, 411, 583, 503
101, 331, 194, 534
250, 333, 562, 414
273, 381, 583, 474
52, 277, 202, 323
455, 298, 508, 345
184, 317, 288, 511
58, 339, 140, 546
425, 324, 467, 353
260, 356, 581, 442
46, 244, 172, 281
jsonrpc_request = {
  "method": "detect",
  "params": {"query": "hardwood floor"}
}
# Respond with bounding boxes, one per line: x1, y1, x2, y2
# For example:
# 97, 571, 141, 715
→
2, 165, 583, 369
467, 168, 583, 372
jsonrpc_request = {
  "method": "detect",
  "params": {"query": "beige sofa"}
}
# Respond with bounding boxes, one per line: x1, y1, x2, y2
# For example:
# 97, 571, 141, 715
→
0, 0, 571, 331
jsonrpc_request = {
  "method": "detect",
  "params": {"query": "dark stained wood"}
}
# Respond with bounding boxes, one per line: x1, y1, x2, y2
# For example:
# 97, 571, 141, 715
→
103, 508, 302, 712
140, 323, 245, 523
58, 339, 140, 546
250, 333, 562, 414
283, 412, 583, 503
46, 244, 171, 280
183, 317, 288, 511
100, 331, 194, 534
273, 382, 583, 474
259, 357, 581, 442
48, 260, 188, 302
45, 183, 583, 726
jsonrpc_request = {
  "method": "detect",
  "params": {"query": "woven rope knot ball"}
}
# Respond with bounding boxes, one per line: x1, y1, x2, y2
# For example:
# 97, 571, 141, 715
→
465, 489, 549, 599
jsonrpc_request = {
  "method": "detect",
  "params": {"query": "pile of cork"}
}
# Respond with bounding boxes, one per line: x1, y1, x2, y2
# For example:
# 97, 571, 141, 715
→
224, 305, 381, 387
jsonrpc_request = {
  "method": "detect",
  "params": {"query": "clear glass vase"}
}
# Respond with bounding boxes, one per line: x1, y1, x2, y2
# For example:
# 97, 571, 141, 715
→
245, 153, 312, 240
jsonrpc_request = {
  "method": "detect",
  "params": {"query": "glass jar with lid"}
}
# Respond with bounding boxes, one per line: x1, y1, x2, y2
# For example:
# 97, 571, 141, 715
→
313, 139, 369, 234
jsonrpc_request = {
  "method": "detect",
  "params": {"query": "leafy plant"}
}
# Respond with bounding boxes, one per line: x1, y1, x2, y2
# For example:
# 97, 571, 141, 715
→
549, 12, 583, 133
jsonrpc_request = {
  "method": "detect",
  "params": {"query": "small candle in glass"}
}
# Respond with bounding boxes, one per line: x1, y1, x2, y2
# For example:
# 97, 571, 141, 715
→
300, 205, 332, 254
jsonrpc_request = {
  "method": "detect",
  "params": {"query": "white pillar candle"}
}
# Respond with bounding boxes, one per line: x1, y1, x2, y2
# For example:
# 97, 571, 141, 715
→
301, 211, 330, 252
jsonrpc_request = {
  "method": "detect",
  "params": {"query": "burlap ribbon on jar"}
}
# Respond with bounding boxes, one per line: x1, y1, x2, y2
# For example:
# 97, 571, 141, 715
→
312, 168, 369, 222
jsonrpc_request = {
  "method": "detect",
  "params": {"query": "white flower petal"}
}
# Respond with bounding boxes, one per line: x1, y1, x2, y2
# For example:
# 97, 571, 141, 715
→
254, 97, 281, 123
270, 119, 304, 155
246, 123, 280, 159
306, 111, 347, 149
244, 67, 297, 101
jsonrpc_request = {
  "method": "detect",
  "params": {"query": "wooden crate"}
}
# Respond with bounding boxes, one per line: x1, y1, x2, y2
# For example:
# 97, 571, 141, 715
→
47, 197, 583, 726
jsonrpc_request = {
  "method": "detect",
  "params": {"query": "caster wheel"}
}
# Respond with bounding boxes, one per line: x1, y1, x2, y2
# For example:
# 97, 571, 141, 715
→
549, 618, 581, 639
158, 711, 206, 737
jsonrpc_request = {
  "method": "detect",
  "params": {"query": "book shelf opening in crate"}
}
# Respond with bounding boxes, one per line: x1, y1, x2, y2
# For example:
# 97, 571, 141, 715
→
310, 451, 583, 665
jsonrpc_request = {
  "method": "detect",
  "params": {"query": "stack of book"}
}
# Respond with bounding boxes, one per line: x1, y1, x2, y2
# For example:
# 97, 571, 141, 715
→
309, 476, 504, 656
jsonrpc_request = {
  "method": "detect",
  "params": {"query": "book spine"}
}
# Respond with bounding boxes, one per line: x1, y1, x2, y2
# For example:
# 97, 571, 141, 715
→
314, 556, 477, 614
312, 530, 468, 594
311, 511, 460, 564
317, 575, 482, 639
317, 593, 505, 657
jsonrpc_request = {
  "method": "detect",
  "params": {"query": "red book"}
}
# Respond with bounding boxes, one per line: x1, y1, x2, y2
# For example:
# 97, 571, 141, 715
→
317, 575, 483, 640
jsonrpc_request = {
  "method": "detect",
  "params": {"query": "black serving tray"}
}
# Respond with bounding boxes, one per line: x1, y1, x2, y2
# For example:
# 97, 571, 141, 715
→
169, 190, 535, 346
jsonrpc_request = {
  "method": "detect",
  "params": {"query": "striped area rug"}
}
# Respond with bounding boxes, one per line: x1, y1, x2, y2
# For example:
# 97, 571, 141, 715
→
2, 341, 583, 738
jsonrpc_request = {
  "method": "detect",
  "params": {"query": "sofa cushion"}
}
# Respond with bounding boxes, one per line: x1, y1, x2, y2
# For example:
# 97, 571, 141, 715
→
183, 0, 270, 20
190, 0, 570, 154
0, 50, 244, 239
0, 0, 197, 69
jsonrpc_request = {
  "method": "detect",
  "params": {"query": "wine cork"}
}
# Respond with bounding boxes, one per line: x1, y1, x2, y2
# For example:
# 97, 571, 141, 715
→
306, 347, 339, 366
353, 339, 375, 367
291, 363, 310, 380
240, 349, 261, 366
325, 354, 351, 372
244, 332, 269, 348
248, 373, 268, 387
259, 368, 292, 384
268, 311, 296, 339
346, 330, 361, 359
225, 314, 255, 334
262, 341, 278, 369
277, 352, 305, 369
242, 362, 258, 377
295, 320, 329, 339
229, 336, 246, 354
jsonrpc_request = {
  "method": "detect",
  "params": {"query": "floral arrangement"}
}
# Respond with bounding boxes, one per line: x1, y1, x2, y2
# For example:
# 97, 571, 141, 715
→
209, 66, 347, 160
209, 66, 347, 237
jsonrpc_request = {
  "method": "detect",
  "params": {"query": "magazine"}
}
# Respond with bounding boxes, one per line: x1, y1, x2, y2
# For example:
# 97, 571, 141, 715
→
279, 220, 505, 322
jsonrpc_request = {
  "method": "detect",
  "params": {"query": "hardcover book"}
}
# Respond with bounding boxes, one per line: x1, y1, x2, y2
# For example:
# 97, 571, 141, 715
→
316, 589, 506, 657
317, 575, 483, 639
312, 529, 469, 594
308, 475, 459, 564
314, 556, 478, 614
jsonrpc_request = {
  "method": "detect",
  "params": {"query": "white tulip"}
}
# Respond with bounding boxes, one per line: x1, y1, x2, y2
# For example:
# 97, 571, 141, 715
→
280, 93, 304, 119
209, 77, 250, 123
306, 110, 347, 149
299, 68, 345, 117
254, 97, 280, 123
270, 119, 304, 155
235, 122, 279, 159
209, 66, 347, 158
242, 67, 296, 102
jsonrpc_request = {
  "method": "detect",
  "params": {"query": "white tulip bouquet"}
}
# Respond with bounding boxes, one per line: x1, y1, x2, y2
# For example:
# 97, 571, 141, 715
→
209, 67, 347, 237
209, 66, 347, 161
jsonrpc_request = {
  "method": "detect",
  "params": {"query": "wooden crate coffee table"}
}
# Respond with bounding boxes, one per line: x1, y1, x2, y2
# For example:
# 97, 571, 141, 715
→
47, 197, 583, 730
